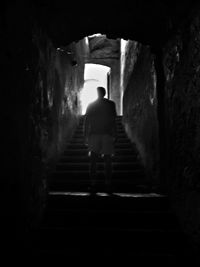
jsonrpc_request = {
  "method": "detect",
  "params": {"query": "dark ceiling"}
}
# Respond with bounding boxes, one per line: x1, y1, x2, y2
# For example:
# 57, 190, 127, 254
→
5, 1, 199, 49
32, 1, 198, 46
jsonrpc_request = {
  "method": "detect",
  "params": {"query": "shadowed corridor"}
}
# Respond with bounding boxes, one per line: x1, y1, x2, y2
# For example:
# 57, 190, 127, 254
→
2, 1, 200, 265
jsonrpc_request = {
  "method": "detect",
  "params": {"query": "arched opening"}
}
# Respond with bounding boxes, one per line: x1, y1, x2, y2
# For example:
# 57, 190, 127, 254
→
80, 63, 111, 115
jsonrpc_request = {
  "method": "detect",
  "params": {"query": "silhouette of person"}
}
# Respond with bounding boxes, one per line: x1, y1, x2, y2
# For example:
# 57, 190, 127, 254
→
84, 86, 117, 193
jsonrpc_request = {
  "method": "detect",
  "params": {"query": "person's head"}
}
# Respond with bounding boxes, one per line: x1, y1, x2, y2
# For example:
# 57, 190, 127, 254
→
97, 86, 106, 99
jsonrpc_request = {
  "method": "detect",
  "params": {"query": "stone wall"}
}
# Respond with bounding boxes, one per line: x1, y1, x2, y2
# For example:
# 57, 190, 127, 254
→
3, 15, 84, 247
46, 42, 83, 166
109, 59, 121, 114
123, 44, 159, 183
163, 9, 200, 249
122, 40, 141, 92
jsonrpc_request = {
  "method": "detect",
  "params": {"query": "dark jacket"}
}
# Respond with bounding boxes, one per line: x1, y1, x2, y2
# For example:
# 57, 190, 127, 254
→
85, 98, 117, 136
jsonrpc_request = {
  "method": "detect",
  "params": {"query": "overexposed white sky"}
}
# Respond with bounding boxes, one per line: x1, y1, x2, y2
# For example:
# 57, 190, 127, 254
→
84, 63, 110, 87
80, 63, 110, 114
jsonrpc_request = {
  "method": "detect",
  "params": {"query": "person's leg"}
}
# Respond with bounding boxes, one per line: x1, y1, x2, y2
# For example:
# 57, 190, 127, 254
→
101, 135, 114, 192
104, 154, 112, 192
88, 135, 101, 192
90, 151, 98, 189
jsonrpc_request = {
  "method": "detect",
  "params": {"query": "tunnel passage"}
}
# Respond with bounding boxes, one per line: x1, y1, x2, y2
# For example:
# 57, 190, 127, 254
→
5, 2, 196, 201
53, 33, 159, 185
3, 2, 200, 261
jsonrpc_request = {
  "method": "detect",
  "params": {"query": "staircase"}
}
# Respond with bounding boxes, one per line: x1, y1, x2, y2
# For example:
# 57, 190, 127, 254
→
49, 115, 148, 192
29, 116, 194, 264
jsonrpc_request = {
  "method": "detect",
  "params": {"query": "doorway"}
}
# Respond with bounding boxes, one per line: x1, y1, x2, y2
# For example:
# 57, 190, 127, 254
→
80, 63, 111, 114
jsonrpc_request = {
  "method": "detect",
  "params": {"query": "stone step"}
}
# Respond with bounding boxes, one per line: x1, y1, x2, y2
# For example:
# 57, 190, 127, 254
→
66, 143, 135, 150
48, 175, 148, 193
63, 148, 139, 156
53, 169, 145, 178
50, 171, 147, 181
73, 132, 128, 138
30, 250, 186, 265
78, 126, 124, 132
69, 138, 131, 145
77, 123, 125, 128
49, 182, 149, 192
78, 121, 124, 127
42, 208, 177, 230
79, 116, 123, 121
55, 162, 142, 171
32, 226, 185, 254
69, 138, 132, 144
59, 155, 139, 163
47, 193, 169, 211
75, 130, 126, 135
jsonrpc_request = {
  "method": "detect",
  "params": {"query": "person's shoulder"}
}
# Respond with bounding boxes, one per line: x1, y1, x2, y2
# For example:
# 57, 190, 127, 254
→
103, 98, 114, 104
106, 99, 116, 107
86, 100, 97, 113
90, 99, 99, 107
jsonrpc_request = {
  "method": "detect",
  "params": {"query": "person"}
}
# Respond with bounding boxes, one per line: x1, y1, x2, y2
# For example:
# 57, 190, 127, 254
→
84, 86, 117, 193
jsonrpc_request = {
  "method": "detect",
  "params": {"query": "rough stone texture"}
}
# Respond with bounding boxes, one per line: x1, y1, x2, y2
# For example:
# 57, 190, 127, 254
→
163, 10, 200, 249
3, 23, 84, 242
89, 35, 120, 59
46, 42, 83, 165
4, 2, 200, 259
123, 44, 158, 183
122, 40, 141, 92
